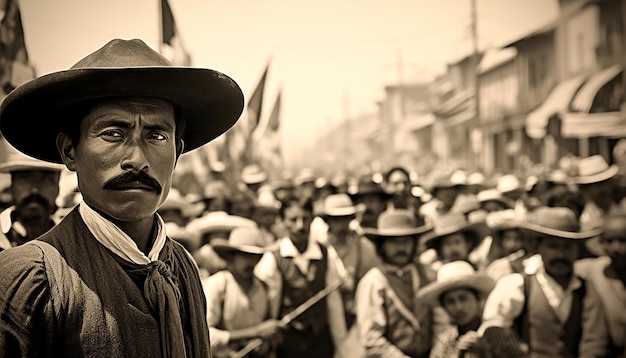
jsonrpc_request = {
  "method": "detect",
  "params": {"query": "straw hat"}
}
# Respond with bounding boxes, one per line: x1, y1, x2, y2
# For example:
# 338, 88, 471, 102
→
165, 222, 202, 252
212, 226, 266, 257
573, 155, 619, 185
0, 38, 244, 163
241, 164, 268, 185
421, 213, 489, 250
362, 210, 432, 240
187, 211, 257, 237
519, 206, 602, 240
417, 260, 495, 305
319, 193, 364, 218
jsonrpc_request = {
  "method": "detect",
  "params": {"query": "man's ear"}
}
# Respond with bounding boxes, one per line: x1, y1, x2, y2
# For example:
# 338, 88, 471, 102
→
56, 133, 76, 171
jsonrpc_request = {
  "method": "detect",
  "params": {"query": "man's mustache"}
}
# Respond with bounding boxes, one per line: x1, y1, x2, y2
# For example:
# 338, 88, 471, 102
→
103, 171, 162, 194
17, 193, 52, 210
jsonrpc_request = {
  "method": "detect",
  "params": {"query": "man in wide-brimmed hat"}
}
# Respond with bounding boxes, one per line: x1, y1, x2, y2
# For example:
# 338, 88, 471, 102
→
480, 206, 610, 357
574, 155, 624, 256
354, 210, 439, 357
317, 194, 380, 330
0, 140, 65, 250
203, 226, 281, 358
421, 212, 489, 270
418, 260, 495, 358
0, 38, 244, 357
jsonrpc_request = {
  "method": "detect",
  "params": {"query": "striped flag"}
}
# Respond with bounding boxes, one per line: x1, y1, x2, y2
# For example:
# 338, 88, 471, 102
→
160, 0, 191, 66
0, 0, 35, 100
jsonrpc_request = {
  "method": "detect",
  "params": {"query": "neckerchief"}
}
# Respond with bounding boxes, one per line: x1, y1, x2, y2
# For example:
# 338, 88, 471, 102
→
79, 202, 186, 358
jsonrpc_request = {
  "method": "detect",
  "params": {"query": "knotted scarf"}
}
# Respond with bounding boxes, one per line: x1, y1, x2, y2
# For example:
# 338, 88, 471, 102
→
79, 202, 186, 357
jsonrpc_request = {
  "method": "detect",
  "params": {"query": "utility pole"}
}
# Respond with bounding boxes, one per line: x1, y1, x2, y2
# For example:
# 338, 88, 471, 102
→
470, 0, 481, 170
343, 91, 351, 171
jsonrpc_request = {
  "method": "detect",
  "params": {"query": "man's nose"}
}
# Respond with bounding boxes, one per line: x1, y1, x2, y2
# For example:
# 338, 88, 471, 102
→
121, 138, 149, 172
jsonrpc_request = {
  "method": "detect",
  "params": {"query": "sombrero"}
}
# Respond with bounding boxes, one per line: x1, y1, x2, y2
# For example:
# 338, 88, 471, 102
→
186, 211, 257, 237
319, 193, 365, 218
421, 213, 489, 250
573, 155, 619, 185
212, 226, 266, 257
518, 206, 602, 240
417, 260, 495, 305
363, 209, 432, 240
0, 38, 244, 163
241, 164, 268, 185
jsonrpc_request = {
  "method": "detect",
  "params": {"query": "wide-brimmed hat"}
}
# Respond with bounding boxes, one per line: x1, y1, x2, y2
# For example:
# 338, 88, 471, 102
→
421, 213, 489, 250
417, 260, 495, 305
477, 189, 513, 209
187, 211, 257, 237
0, 38, 244, 163
519, 206, 602, 240
241, 164, 268, 185
212, 226, 266, 257
573, 155, 619, 185
158, 188, 205, 218
0, 140, 65, 173
363, 210, 432, 240
319, 193, 365, 218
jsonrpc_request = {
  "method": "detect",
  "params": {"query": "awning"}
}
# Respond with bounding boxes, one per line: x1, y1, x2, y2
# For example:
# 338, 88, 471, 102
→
401, 112, 435, 132
525, 73, 586, 139
560, 111, 626, 138
570, 64, 622, 113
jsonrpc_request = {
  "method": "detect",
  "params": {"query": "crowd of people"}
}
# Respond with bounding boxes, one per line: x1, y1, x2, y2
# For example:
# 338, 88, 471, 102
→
0, 37, 624, 358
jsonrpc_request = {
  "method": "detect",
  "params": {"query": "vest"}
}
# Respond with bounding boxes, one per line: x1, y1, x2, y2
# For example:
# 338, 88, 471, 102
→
514, 274, 585, 358
273, 243, 329, 333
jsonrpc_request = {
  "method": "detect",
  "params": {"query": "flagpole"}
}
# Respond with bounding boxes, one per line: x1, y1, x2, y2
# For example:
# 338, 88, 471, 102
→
158, 0, 164, 53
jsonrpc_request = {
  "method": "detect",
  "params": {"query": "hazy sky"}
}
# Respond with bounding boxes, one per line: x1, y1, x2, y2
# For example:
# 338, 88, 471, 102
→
17, 0, 559, 165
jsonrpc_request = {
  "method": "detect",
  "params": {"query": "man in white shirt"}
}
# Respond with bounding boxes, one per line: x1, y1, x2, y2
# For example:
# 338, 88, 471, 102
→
480, 207, 609, 358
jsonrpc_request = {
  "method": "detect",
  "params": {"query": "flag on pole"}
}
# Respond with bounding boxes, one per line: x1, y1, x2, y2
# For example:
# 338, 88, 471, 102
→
0, 0, 35, 101
160, 0, 191, 66
266, 90, 281, 132
246, 63, 269, 138
256, 90, 283, 171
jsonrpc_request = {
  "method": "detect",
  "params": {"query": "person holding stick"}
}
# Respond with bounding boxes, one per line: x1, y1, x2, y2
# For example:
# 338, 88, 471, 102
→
255, 197, 348, 358
203, 226, 281, 357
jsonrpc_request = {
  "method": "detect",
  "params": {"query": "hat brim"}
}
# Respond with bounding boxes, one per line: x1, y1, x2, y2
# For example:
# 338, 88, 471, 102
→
518, 222, 602, 240
417, 274, 495, 305
0, 160, 65, 173
363, 225, 432, 240
0, 67, 244, 163
422, 222, 489, 249
321, 204, 366, 218
212, 243, 266, 257
573, 165, 619, 185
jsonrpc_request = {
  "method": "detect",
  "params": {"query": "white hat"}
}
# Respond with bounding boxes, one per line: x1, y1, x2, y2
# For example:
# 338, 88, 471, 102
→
417, 260, 495, 305
496, 174, 522, 194
573, 155, 619, 185
241, 164, 268, 185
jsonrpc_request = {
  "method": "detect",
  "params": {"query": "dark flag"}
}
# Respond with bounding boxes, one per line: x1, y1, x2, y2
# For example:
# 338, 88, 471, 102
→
160, 0, 191, 66
0, 0, 34, 99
